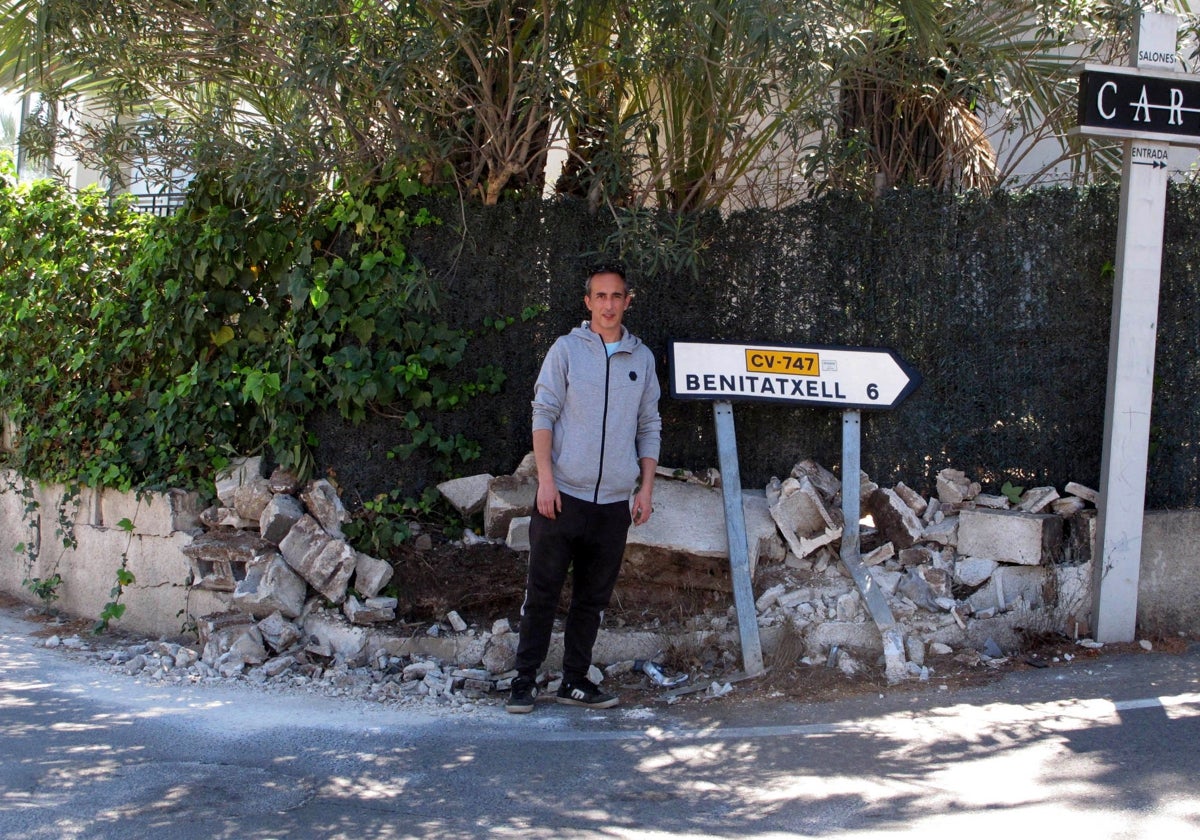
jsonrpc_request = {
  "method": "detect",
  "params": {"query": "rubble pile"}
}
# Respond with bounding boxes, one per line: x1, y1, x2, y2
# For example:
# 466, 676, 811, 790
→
755, 460, 1095, 677
38, 453, 1103, 707
179, 458, 418, 686
445, 455, 1099, 684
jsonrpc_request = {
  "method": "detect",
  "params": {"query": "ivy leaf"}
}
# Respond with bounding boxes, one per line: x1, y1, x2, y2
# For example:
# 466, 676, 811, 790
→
211, 326, 235, 346
117, 517, 135, 532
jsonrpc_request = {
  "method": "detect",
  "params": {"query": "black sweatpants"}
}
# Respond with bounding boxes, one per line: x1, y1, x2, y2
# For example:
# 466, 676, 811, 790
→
513, 492, 632, 682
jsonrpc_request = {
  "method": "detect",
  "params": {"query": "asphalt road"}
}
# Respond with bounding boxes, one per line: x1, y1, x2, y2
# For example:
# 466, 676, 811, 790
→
2, 604, 1199, 839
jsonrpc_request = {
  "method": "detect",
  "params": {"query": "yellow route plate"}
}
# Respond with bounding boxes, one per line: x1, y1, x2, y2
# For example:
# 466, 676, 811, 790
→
744, 348, 819, 376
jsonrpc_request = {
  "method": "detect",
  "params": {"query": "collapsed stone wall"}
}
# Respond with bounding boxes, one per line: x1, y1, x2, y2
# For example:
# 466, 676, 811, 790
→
443, 455, 1098, 683
1, 450, 1105, 702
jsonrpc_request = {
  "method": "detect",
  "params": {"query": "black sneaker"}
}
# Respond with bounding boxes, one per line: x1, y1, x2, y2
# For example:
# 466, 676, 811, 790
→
556, 677, 619, 709
505, 676, 538, 714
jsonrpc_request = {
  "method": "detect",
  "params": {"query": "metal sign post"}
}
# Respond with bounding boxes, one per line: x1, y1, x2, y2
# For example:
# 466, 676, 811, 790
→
671, 340, 920, 677
712, 400, 764, 677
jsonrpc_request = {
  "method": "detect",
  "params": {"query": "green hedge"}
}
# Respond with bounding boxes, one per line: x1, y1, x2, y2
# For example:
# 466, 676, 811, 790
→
0, 171, 505, 521
4, 175, 1199, 513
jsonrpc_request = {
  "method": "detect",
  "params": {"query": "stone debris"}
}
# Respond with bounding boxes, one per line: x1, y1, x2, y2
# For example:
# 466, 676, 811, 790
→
231, 553, 308, 618
35, 454, 1106, 712
739, 460, 1099, 681
300, 479, 351, 540
437, 473, 494, 517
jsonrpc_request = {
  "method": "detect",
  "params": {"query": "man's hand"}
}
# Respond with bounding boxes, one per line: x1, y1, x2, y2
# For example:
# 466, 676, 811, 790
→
631, 486, 653, 526
536, 477, 562, 520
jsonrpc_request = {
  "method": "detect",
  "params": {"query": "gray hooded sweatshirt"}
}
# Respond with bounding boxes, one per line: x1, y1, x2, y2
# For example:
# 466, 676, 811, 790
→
532, 322, 662, 505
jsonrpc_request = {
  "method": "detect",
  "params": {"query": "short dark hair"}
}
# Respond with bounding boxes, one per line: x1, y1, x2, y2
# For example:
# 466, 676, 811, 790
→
585, 261, 628, 294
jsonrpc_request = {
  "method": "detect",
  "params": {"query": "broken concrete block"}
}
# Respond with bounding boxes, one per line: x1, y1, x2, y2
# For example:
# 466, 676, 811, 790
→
859, 472, 879, 506
438, 473, 495, 517
279, 513, 330, 562
803, 620, 884, 658
200, 506, 258, 530
756, 583, 786, 612
621, 482, 784, 593
260, 494, 305, 544
261, 655, 296, 677
447, 610, 468, 632
352, 552, 393, 599
484, 475, 537, 539
906, 637, 926, 666
482, 633, 517, 674
794, 525, 843, 561
197, 611, 265, 666
506, 516, 531, 552
233, 479, 274, 523
898, 545, 938, 568
513, 451, 538, 478
957, 508, 1063, 566
955, 556, 998, 587
1051, 496, 1088, 518
789, 459, 841, 500
231, 553, 308, 618
301, 610, 369, 666
344, 595, 398, 625
866, 488, 924, 550
279, 515, 357, 603
894, 482, 928, 517
973, 494, 1010, 510
868, 568, 902, 596
1055, 562, 1092, 627
768, 476, 839, 559
862, 542, 894, 567
1064, 481, 1099, 504
777, 588, 811, 610
936, 468, 978, 505
267, 467, 301, 495
182, 530, 275, 591
836, 591, 861, 621
924, 567, 952, 600
1065, 509, 1096, 565
897, 568, 941, 611
301, 479, 350, 539
257, 611, 303, 652
921, 517, 958, 547
966, 565, 1052, 613
215, 457, 265, 507
1018, 486, 1059, 513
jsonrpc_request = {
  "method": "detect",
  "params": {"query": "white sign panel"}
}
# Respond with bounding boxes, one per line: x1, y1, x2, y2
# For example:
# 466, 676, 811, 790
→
669, 340, 921, 410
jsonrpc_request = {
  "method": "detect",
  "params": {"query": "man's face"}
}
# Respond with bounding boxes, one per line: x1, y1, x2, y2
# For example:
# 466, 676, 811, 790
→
584, 272, 631, 336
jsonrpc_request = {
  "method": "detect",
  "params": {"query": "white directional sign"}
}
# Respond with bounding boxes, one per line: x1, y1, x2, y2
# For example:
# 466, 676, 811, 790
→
669, 340, 921, 410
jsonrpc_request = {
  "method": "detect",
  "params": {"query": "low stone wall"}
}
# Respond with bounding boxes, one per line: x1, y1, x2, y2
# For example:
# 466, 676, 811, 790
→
0, 471, 226, 636
1139, 509, 1200, 637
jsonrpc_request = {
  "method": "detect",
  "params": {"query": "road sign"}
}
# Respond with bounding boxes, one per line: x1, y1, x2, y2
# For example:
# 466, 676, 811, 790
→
1075, 64, 1200, 147
669, 340, 921, 410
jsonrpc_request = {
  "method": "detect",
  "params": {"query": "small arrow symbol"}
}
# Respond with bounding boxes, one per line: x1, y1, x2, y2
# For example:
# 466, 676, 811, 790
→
1132, 159, 1167, 169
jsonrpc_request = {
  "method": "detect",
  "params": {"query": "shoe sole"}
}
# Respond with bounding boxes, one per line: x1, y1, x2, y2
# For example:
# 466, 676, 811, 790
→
505, 703, 535, 714
556, 695, 619, 709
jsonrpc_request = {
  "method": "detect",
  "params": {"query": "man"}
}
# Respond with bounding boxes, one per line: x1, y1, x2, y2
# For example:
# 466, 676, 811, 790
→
506, 263, 662, 713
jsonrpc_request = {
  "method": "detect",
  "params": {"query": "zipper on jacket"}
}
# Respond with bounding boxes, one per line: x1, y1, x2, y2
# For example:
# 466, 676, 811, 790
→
593, 346, 613, 503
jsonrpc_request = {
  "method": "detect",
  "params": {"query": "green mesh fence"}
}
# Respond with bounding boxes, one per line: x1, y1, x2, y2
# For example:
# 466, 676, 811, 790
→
313, 184, 1200, 510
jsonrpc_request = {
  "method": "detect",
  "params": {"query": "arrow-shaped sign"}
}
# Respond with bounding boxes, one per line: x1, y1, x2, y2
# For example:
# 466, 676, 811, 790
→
1133, 159, 1168, 168
669, 340, 922, 410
